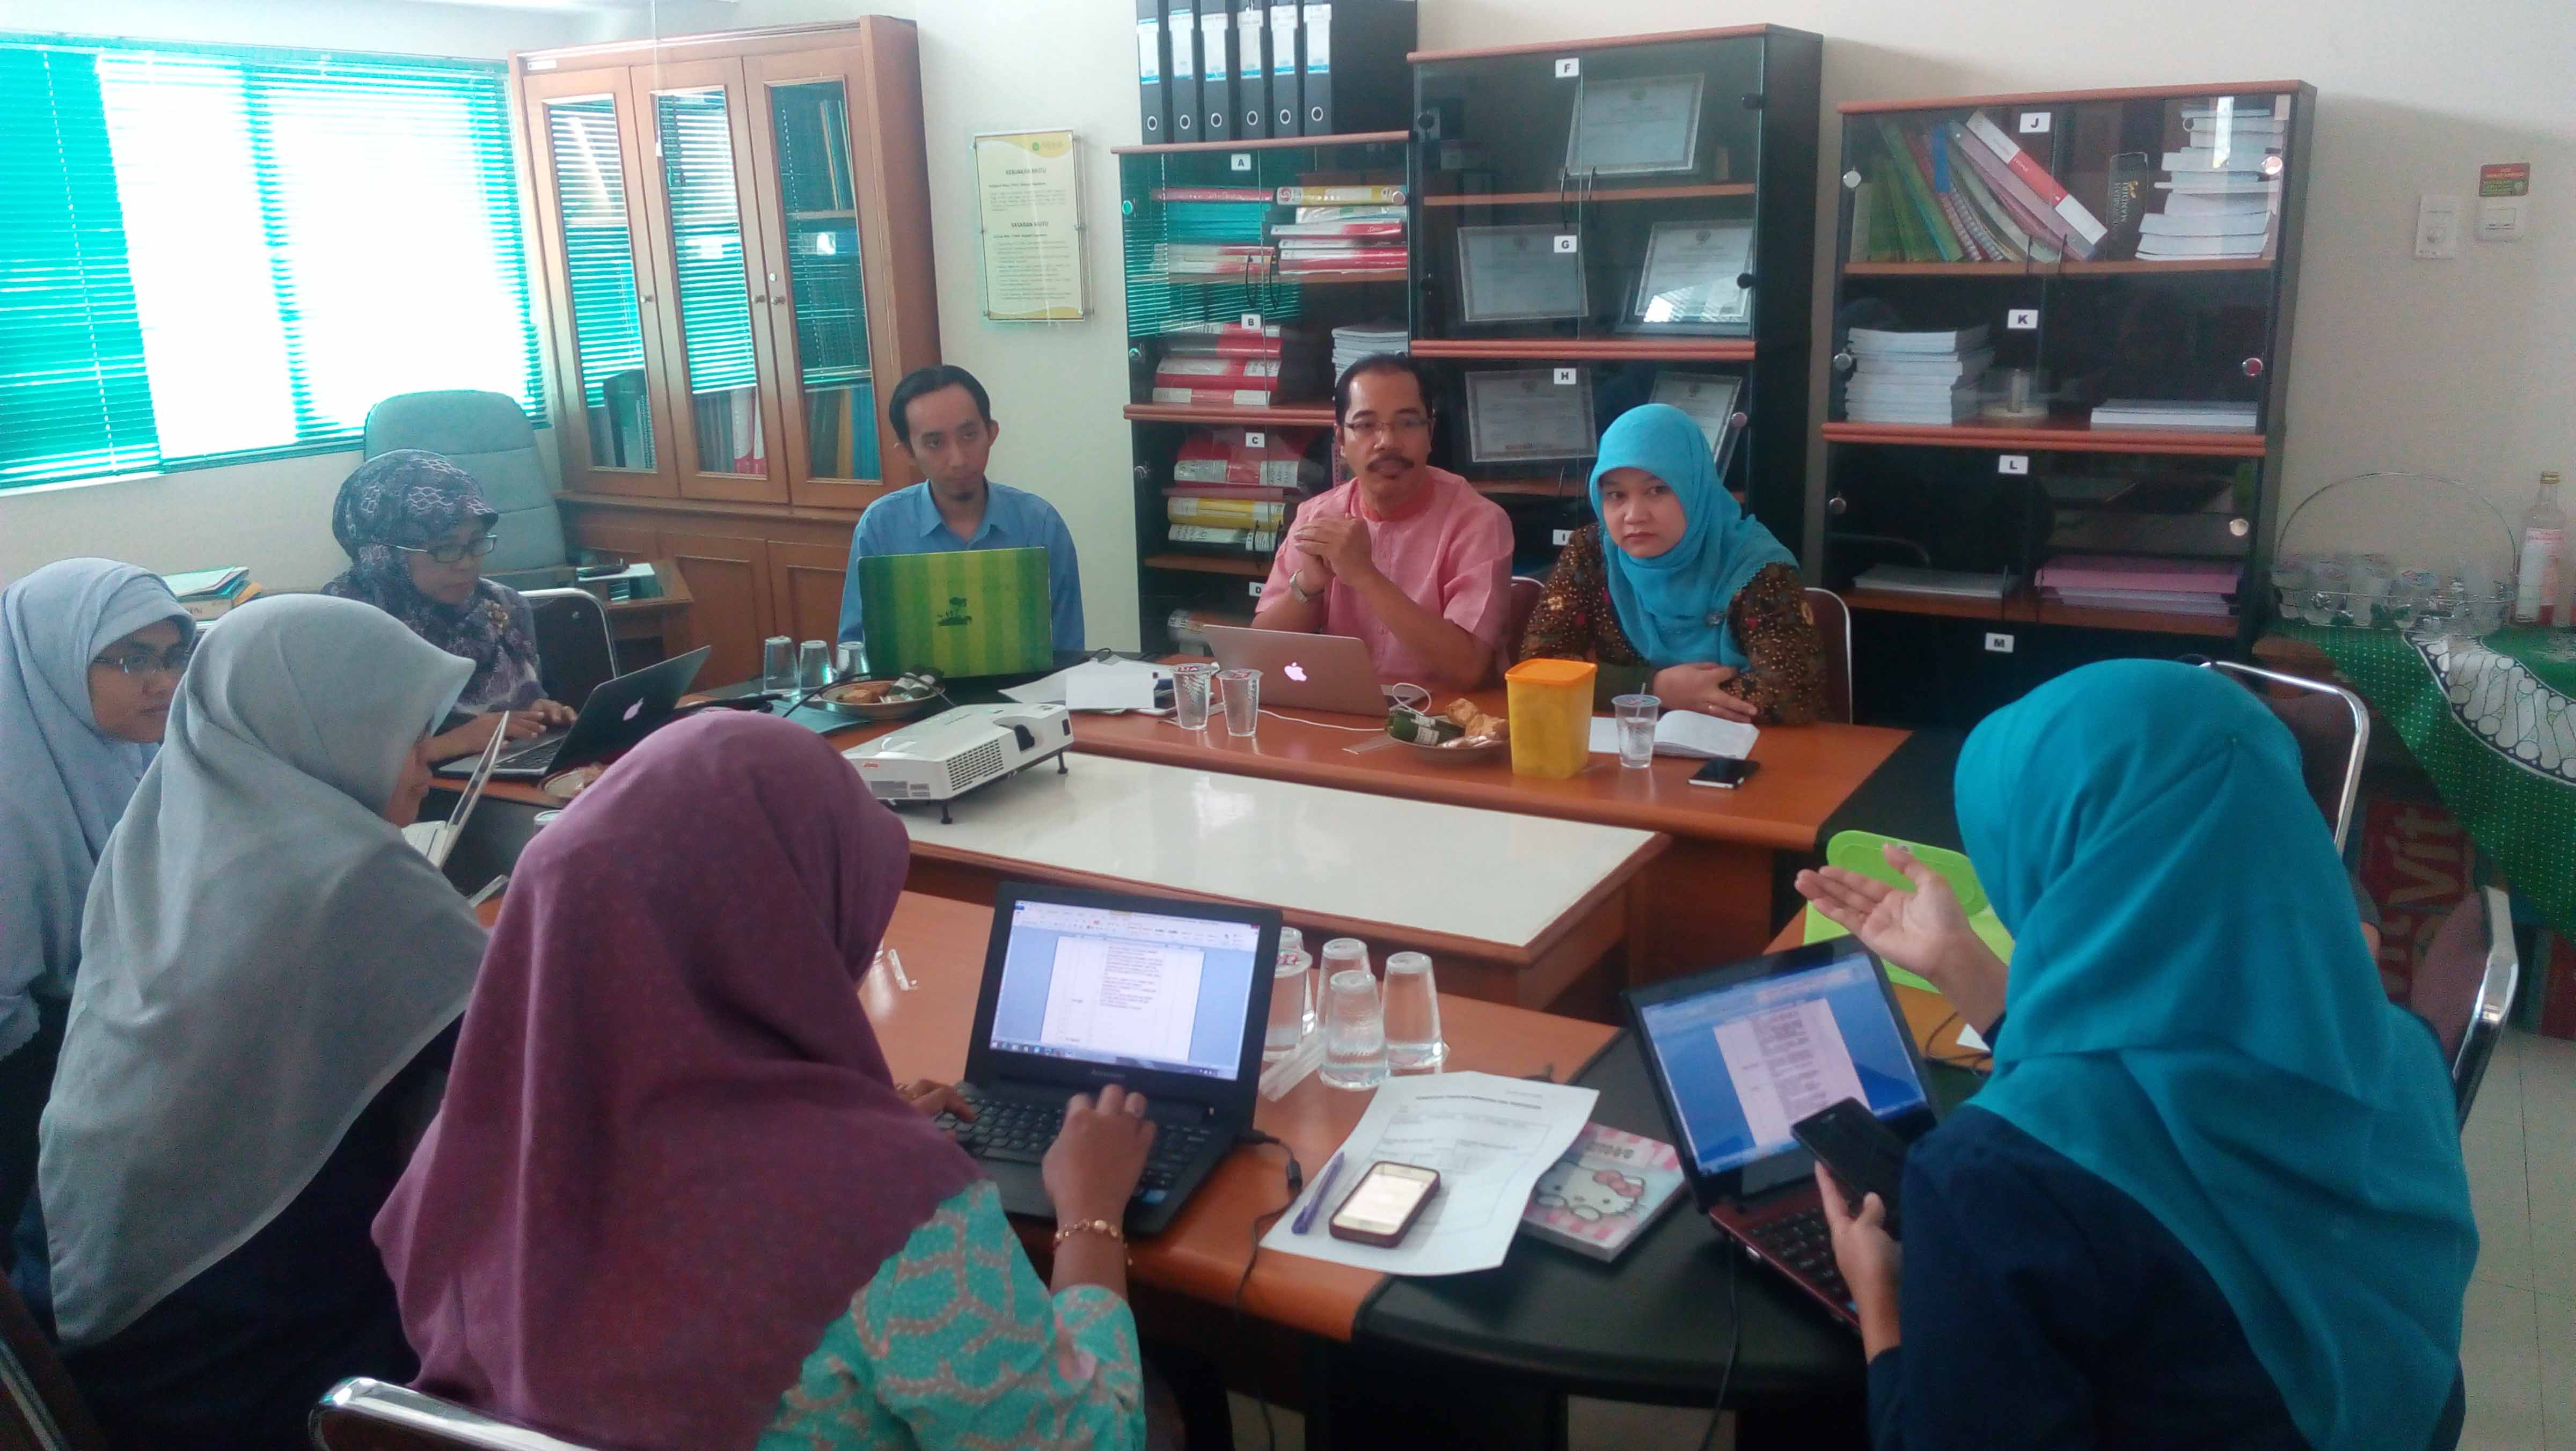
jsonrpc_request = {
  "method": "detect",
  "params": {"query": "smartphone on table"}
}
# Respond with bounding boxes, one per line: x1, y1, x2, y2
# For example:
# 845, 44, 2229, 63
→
1791, 1098, 1910, 1237
1327, 1161, 1442, 1247
1689, 757, 1760, 789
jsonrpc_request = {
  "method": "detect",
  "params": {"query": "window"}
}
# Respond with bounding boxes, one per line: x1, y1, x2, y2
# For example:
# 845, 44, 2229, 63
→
0, 37, 541, 490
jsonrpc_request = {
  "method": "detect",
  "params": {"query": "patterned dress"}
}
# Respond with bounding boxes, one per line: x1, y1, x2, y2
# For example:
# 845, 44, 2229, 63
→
1518, 524, 1829, 724
762, 1181, 1146, 1450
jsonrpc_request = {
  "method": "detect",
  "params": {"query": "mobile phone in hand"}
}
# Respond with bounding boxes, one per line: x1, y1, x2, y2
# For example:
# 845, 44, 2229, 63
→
1792, 1098, 1908, 1237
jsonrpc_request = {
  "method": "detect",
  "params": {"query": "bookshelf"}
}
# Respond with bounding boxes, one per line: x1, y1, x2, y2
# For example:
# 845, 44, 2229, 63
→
1818, 79, 2315, 727
1409, 26, 1823, 571
1117, 131, 1413, 652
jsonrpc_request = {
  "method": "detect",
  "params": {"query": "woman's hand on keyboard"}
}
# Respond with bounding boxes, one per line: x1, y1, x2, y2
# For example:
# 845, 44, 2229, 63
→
423, 710, 550, 762
1043, 1084, 1157, 1228
897, 1080, 976, 1121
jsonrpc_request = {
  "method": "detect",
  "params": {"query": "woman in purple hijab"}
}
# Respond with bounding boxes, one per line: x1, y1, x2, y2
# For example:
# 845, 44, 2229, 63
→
376, 711, 1160, 1449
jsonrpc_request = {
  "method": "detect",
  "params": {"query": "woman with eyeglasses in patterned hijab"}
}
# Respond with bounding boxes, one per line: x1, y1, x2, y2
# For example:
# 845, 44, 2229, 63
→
321, 450, 575, 760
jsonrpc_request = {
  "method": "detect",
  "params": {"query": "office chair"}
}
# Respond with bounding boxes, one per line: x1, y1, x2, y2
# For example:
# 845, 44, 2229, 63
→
2409, 886, 2520, 1128
0, 1274, 106, 1451
363, 391, 573, 590
1505, 576, 1546, 658
1803, 587, 1855, 724
310, 1379, 598, 1451
2199, 659, 2369, 851
521, 588, 618, 708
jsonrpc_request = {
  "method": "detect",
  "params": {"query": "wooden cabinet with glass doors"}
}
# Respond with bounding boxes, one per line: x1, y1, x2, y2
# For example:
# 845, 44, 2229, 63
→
515, 20, 939, 676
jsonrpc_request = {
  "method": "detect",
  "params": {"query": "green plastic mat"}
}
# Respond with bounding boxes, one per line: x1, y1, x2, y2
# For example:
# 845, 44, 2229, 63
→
1801, 830, 2015, 994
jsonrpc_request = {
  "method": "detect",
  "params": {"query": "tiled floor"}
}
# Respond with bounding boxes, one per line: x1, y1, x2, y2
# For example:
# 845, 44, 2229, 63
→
1231, 1030, 2572, 1450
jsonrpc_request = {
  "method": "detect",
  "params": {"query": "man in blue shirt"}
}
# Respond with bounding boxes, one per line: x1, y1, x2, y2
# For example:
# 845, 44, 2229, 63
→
836, 364, 1085, 651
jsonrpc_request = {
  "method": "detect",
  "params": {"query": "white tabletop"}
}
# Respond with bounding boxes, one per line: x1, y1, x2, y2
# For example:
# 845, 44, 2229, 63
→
885, 753, 1658, 951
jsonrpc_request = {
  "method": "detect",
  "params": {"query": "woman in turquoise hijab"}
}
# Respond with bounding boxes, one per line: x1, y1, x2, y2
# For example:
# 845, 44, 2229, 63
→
1799, 659, 2475, 1450
1518, 403, 1828, 722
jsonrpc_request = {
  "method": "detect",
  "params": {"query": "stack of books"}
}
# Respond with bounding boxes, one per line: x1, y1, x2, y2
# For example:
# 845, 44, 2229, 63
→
2035, 555, 2241, 618
1165, 425, 1319, 553
1150, 321, 1322, 407
2089, 398, 2258, 431
1843, 325, 1993, 424
1852, 565, 2017, 601
162, 566, 259, 622
1855, 113, 2104, 265
1330, 321, 1408, 377
1157, 240, 1275, 279
1271, 200, 1407, 277
1150, 185, 1277, 279
2144, 102, 2285, 261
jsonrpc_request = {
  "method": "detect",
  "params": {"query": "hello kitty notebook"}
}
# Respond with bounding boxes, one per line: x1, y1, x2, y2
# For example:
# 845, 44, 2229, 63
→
1520, 1124, 1688, 1262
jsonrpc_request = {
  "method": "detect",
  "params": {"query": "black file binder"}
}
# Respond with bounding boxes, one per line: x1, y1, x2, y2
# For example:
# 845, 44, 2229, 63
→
1167, 2, 1201, 138
1199, 3, 1235, 140
1137, 0, 1170, 142
1235, 0, 1270, 139
1268, 1, 1302, 135
1298, 0, 1416, 136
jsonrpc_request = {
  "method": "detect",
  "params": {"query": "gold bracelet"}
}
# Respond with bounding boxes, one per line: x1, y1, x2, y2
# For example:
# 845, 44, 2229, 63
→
1052, 1218, 1125, 1250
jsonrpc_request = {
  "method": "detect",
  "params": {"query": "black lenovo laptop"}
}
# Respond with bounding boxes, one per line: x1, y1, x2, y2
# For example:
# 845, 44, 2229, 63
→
437, 645, 711, 780
1625, 940, 1941, 1328
933, 882, 1281, 1236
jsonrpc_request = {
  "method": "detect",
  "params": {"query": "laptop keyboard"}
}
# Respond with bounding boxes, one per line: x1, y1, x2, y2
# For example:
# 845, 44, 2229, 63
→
933, 1089, 1217, 1205
496, 734, 568, 772
1748, 1207, 1853, 1308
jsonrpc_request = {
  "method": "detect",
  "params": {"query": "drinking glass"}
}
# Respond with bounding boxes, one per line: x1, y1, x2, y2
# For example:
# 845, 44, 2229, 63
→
1381, 951, 1446, 1071
1218, 668, 1261, 737
763, 635, 795, 691
1280, 927, 1314, 1035
796, 640, 831, 691
1320, 936, 1371, 981
835, 641, 867, 680
1612, 693, 1660, 770
1173, 662, 1219, 731
1265, 949, 1314, 1061
1320, 969, 1387, 1090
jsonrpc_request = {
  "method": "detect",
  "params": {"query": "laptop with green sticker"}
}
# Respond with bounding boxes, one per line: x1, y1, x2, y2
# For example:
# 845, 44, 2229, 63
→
857, 546, 1053, 678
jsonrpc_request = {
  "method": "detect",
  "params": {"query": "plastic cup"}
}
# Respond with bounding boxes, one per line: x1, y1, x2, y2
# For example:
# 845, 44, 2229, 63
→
763, 635, 795, 691
1265, 949, 1314, 1061
1173, 662, 1219, 731
1218, 668, 1261, 737
835, 641, 867, 680
1381, 951, 1446, 1071
1320, 969, 1387, 1091
796, 640, 831, 690
1613, 693, 1660, 769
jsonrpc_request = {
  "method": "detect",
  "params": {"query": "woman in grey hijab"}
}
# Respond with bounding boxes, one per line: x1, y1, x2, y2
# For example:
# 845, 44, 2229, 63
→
0, 559, 193, 1270
35, 593, 487, 1450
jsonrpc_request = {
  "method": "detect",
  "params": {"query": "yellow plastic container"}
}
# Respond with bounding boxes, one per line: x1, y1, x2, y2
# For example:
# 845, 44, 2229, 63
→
1505, 658, 1596, 779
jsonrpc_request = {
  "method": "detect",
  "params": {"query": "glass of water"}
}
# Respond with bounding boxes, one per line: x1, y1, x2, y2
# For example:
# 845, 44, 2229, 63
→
1265, 948, 1313, 1061
1218, 668, 1261, 737
835, 641, 867, 680
1381, 951, 1446, 1071
1612, 693, 1660, 769
1320, 968, 1387, 1090
1172, 662, 1219, 730
763, 635, 796, 691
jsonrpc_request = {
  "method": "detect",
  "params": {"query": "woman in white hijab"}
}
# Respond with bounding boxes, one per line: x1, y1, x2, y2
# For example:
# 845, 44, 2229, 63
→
35, 593, 487, 1450
0, 560, 193, 1271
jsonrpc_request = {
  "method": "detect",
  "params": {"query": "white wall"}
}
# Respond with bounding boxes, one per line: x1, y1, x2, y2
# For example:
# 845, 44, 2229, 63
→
8, 0, 2568, 633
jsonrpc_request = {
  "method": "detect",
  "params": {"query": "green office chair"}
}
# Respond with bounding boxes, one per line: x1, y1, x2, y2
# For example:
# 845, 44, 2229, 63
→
363, 391, 573, 590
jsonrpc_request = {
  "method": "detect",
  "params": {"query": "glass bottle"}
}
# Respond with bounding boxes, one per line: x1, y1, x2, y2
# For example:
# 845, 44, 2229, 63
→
2513, 471, 2565, 626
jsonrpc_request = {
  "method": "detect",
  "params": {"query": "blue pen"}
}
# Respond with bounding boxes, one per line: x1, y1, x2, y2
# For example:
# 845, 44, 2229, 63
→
1293, 1152, 1346, 1235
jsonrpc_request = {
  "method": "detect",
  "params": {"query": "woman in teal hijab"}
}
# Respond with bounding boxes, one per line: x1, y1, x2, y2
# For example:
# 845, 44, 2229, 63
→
1517, 403, 1828, 722
1802, 659, 2475, 1450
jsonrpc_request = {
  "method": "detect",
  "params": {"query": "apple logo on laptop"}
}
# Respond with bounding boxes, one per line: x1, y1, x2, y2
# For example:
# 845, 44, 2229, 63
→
1284, 662, 1308, 683
623, 698, 645, 722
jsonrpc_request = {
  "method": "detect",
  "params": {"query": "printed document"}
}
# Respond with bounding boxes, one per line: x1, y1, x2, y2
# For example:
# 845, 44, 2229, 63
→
1263, 1072, 1598, 1275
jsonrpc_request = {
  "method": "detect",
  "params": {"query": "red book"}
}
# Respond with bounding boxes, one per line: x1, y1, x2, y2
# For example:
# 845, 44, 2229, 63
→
1964, 111, 2107, 247
1151, 385, 1280, 406
1270, 221, 1407, 239
1155, 356, 1283, 381
1280, 248, 1407, 270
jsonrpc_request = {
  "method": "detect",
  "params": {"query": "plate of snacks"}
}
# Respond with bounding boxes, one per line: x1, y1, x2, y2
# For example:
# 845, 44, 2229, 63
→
539, 764, 608, 801
1386, 697, 1509, 760
812, 672, 944, 722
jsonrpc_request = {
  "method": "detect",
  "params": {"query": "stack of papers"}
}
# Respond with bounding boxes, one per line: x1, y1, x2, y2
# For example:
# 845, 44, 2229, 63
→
1585, 710, 1759, 761
2089, 398, 2258, 431
2035, 554, 2240, 617
1843, 326, 1993, 425
1853, 565, 2016, 599
2146, 102, 2284, 261
1331, 321, 1409, 377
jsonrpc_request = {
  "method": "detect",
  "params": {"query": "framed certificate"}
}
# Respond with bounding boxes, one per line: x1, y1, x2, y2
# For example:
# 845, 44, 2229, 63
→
1627, 220, 1753, 335
1565, 72, 1704, 179
1457, 224, 1589, 325
1466, 368, 1598, 464
1649, 372, 1744, 453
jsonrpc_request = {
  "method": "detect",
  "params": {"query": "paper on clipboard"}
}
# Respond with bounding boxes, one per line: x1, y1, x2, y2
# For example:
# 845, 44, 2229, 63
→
1262, 1072, 1597, 1276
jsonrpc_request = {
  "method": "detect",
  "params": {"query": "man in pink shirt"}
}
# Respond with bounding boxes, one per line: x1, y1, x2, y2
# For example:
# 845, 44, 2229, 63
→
1253, 356, 1513, 688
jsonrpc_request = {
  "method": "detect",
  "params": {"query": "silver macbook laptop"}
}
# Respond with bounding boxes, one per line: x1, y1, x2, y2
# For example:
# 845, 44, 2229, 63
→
1202, 625, 1391, 716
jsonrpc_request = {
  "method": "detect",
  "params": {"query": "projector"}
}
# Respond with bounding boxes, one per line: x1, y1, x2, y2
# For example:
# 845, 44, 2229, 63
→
843, 702, 1073, 820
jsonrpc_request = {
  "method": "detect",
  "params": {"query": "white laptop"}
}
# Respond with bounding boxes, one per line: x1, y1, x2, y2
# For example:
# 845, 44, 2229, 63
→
1202, 625, 1392, 716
